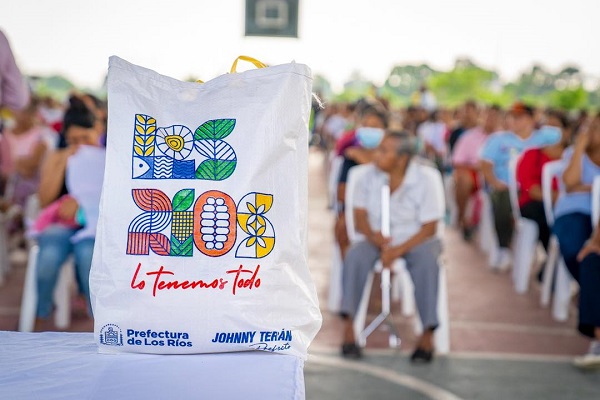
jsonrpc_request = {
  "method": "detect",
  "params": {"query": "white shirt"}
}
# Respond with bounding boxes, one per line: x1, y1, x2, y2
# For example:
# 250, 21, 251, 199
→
353, 160, 445, 245
417, 121, 447, 155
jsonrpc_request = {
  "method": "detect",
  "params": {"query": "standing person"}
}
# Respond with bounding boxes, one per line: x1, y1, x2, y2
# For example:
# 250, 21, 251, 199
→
0, 29, 29, 113
479, 102, 561, 269
417, 110, 447, 172
412, 84, 437, 113
34, 96, 102, 330
452, 105, 502, 239
339, 132, 445, 362
0, 29, 30, 201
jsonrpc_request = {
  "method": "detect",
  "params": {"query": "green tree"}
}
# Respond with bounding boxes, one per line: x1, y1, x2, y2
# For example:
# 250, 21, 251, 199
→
383, 64, 437, 100
549, 86, 589, 110
426, 58, 499, 107
28, 75, 76, 101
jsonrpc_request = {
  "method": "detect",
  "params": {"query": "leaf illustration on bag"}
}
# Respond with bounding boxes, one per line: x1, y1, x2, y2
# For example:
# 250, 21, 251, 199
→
194, 119, 237, 181
172, 189, 195, 212
133, 114, 156, 157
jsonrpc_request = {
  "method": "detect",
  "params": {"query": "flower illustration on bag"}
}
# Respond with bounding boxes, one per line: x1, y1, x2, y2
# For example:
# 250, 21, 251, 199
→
245, 202, 268, 248
236, 193, 275, 258
156, 125, 194, 160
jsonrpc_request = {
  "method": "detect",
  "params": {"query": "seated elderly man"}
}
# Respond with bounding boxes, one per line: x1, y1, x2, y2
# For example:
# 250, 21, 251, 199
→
340, 131, 445, 362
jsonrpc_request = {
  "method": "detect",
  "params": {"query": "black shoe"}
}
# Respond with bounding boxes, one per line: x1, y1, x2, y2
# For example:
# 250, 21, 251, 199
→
410, 347, 433, 363
341, 343, 362, 359
462, 227, 474, 242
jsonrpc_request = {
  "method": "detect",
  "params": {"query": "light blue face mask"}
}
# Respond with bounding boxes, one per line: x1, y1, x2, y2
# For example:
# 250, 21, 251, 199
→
356, 127, 385, 149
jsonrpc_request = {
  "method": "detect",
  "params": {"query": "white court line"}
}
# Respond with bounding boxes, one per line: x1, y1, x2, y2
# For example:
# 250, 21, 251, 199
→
308, 353, 465, 400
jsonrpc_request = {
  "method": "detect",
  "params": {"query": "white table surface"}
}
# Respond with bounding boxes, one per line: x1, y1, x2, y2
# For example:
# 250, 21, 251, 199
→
0, 331, 305, 400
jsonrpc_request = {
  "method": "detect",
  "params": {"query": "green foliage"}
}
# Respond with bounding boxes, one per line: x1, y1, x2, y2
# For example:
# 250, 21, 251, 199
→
549, 86, 588, 110
316, 58, 600, 110
28, 75, 75, 101
28, 61, 600, 111
384, 64, 436, 97
426, 62, 497, 107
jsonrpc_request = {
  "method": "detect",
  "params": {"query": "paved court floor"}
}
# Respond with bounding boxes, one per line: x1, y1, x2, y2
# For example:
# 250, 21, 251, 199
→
0, 148, 598, 399
303, 149, 599, 399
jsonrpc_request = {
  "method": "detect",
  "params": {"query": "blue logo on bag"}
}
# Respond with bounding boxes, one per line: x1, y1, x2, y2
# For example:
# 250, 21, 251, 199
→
99, 324, 124, 346
132, 115, 237, 181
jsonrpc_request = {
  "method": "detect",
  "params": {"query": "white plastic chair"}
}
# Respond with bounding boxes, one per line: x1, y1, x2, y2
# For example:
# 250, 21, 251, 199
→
540, 160, 574, 321
346, 164, 449, 354
592, 175, 600, 226
508, 155, 540, 293
0, 214, 9, 285
477, 189, 500, 267
0, 172, 23, 284
326, 154, 345, 313
444, 173, 458, 228
18, 195, 74, 332
327, 154, 344, 210
327, 245, 344, 313
0, 206, 20, 285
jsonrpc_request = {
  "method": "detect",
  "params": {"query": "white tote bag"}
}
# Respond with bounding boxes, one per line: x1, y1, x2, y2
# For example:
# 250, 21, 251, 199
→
90, 56, 322, 358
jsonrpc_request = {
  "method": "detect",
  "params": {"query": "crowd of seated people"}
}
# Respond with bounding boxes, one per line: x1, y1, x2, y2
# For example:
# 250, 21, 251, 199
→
316, 96, 600, 368
0, 91, 107, 331
2, 78, 598, 369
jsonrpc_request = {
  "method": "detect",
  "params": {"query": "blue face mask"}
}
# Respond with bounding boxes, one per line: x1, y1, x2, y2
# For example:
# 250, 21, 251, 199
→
356, 127, 385, 149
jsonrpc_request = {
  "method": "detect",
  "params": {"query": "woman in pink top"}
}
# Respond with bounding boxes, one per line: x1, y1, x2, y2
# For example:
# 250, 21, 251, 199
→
1, 98, 48, 207
452, 105, 502, 239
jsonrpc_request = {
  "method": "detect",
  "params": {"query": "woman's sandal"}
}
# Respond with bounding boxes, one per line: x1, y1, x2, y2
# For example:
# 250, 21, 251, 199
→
341, 343, 362, 359
410, 347, 434, 363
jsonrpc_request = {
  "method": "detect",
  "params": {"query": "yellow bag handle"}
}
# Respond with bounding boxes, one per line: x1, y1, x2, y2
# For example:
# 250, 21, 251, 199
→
194, 56, 266, 83
230, 55, 267, 73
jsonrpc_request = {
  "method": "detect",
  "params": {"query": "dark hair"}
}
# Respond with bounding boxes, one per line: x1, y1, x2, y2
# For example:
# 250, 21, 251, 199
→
464, 99, 478, 109
545, 109, 570, 129
58, 95, 96, 148
360, 104, 389, 128
84, 92, 105, 110
387, 130, 419, 156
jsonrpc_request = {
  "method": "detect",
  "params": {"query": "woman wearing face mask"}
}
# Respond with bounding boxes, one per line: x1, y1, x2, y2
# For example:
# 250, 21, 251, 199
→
515, 109, 570, 257
333, 103, 388, 258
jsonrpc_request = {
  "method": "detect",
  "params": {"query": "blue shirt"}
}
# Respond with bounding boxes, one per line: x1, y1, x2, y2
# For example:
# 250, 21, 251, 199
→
553, 146, 600, 219
480, 126, 561, 185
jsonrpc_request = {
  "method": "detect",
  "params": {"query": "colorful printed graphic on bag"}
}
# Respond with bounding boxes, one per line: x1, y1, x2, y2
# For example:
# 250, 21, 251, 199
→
126, 188, 275, 259
132, 114, 237, 181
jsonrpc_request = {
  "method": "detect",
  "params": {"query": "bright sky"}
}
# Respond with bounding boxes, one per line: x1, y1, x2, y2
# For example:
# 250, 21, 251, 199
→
2, 0, 599, 92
